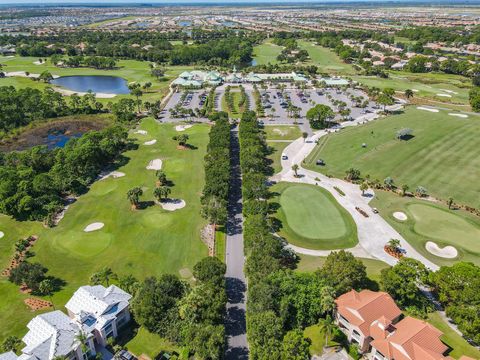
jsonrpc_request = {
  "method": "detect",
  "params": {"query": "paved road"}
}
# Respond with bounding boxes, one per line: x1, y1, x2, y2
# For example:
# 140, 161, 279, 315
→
224, 125, 249, 360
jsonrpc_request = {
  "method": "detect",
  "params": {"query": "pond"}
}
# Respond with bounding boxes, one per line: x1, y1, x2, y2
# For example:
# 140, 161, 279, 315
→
45, 132, 83, 150
50, 75, 130, 95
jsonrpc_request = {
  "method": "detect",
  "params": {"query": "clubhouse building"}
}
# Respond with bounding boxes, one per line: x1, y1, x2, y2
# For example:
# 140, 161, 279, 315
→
335, 289, 461, 360
0, 285, 131, 360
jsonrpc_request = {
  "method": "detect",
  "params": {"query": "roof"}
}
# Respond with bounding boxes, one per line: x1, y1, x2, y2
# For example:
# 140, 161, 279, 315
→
371, 317, 452, 360
21, 311, 81, 360
0, 352, 18, 360
335, 289, 402, 337
320, 77, 349, 86
66, 285, 131, 333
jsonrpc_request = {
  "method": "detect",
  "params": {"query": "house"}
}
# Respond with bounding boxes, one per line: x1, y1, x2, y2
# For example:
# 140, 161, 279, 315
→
172, 70, 223, 87
335, 289, 402, 352
335, 290, 454, 360
0, 285, 131, 360
66, 285, 132, 347
19, 311, 95, 360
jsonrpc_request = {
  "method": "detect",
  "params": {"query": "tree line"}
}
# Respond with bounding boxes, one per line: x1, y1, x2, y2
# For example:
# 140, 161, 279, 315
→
0, 126, 129, 222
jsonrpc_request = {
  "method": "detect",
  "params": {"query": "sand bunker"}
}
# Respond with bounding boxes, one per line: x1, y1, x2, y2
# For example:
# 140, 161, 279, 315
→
417, 106, 439, 113
273, 128, 287, 136
146, 159, 163, 170
99, 171, 125, 181
135, 130, 148, 135
0, 231, 4, 239
411, 89, 419, 92
84, 222, 104, 232
425, 241, 458, 259
437, 93, 452, 98
393, 212, 408, 221
440, 89, 458, 94
144, 139, 157, 145
160, 198, 186, 211
33, 61, 43, 65
175, 125, 193, 132
448, 113, 468, 118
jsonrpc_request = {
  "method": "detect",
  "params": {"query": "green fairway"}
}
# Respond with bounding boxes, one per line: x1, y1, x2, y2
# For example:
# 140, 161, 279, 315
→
252, 40, 283, 65
267, 141, 289, 175
272, 182, 357, 249
0, 55, 192, 104
0, 118, 208, 342
370, 191, 480, 266
297, 40, 355, 75
263, 125, 302, 140
305, 107, 480, 209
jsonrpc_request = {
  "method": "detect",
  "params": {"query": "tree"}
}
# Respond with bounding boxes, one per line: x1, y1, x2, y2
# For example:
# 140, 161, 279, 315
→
415, 186, 428, 197
1, 336, 21, 353
38, 71, 53, 83
281, 329, 311, 360
359, 182, 368, 195
74, 331, 89, 356
117, 274, 139, 296
111, 98, 136, 122
248, 311, 283, 360
383, 177, 395, 189
39, 279, 55, 309
317, 251, 368, 294
9, 261, 48, 293
306, 104, 334, 129
386, 239, 401, 253
345, 168, 361, 181
292, 164, 299, 177
130, 87, 143, 113
155, 170, 167, 186
405, 89, 414, 99
447, 197, 454, 209
201, 196, 227, 227
153, 186, 171, 202
172, 134, 189, 147
401, 184, 409, 196
302, 132, 308, 142
318, 315, 336, 347
193, 257, 226, 285
396, 128, 413, 140
377, 93, 394, 112
90, 267, 117, 286
183, 324, 225, 360
142, 82, 152, 92
127, 187, 143, 209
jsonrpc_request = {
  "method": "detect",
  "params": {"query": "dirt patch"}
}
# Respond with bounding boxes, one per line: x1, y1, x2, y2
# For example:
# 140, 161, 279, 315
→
25, 298, 53, 311
201, 224, 215, 256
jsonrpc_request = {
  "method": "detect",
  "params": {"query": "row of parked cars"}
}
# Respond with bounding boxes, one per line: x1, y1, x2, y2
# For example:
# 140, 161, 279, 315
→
198, 92, 207, 107
182, 92, 194, 107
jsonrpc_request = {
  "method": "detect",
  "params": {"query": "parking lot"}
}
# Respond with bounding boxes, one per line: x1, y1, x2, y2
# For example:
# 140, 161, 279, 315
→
160, 89, 209, 122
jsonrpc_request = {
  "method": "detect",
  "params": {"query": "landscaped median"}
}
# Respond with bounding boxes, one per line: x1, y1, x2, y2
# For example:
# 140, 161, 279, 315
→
271, 182, 358, 250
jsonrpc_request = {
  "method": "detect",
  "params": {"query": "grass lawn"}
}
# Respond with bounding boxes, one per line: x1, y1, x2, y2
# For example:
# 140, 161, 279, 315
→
428, 312, 480, 359
304, 324, 339, 356
0, 118, 209, 343
215, 226, 226, 262
298, 40, 356, 76
263, 125, 302, 141
267, 141, 289, 175
352, 71, 471, 108
304, 107, 480, 209
221, 90, 247, 118
271, 182, 357, 250
0, 55, 192, 104
124, 327, 179, 359
252, 39, 283, 65
370, 191, 480, 266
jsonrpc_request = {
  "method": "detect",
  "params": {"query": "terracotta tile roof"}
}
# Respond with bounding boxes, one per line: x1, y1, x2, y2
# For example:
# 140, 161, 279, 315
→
335, 290, 402, 337
371, 317, 453, 360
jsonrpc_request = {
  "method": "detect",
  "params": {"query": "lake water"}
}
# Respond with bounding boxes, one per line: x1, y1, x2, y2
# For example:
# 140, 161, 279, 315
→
51, 75, 130, 94
46, 133, 82, 150
178, 20, 192, 27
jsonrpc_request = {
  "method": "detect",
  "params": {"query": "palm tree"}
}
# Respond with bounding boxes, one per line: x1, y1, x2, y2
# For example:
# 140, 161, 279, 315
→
387, 239, 401, 253
320, 286, 336, 316
74, 332, 89, 357
292, 164, 299, 177
39, 279, 55, 309
154, 186, 171, 202
405, 89, 414, 99
155, 170, 167, 187
359, 182, 368, 195
383, 177, 395, 190
90, 267, 116, 286
448, 197, 454, 210
319, 315, 336, 348
401, 184, 409, 196
127, 187, 143, 209
1, 336, 21, 353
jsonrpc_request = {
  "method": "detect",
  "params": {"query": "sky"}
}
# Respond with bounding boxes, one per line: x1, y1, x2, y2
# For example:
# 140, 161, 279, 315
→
0, 0, 439, 3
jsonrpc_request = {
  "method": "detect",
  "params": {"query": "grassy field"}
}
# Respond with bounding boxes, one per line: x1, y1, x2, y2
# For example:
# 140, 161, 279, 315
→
370, 191, 480, 266
252, 39, 283, 65
303, 323, 339, 356
263, 125, 302, 140
352, 71, 471, 108
124, 327, 179, 359
271, 182, 357, 250
0, 55, 192, 104
298, 40, 356, 76
267, 141, 289, 175
305, 107, 480, 209
0, 118, 209, 344
221, 90, 247, 118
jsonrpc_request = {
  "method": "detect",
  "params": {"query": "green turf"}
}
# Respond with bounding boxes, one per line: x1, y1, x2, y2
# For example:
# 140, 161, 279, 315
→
305, 107, 480, 209
125, 327, 179, 359
264, 125, 302, 140
267, 141, 290, 175
428, 312, 480, 359
252, 40, 283, 65
297, 40, 355, 75
0, 118, 209, 342
370, 191, 480, 266
272, 182, 357, 250
215, 226, 226, 262
221, 90, 247, 118
303, 323, 339, 356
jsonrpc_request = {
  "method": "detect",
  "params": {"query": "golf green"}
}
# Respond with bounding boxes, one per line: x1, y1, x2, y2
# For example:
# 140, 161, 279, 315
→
273, 183, 357, 250
408, 203, 480, 254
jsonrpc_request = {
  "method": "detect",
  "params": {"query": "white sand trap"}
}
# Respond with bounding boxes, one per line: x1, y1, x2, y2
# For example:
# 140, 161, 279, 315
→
449, 113, 468, 118
33, 61, 43, 65
273, 128, 287, 136
144, 139, 157, 145
393, 211, 408, 221
0, 231, 4, 239
160, 198, 186, 211
426, 241, 458, 258
135, 130, 148, 135
411, 89, 419, 92
99, 171, 125, 181
84, 222, 104, 232
146, 159, 163, 170
437, 93, 452, 98
175, 125, 193, 132
417, 106, 439, 113
440, 89, 458, 94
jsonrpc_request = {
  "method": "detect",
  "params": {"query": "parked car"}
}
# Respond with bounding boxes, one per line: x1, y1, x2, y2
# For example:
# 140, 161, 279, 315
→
316, 159, 325, 166
281, 154, 288, 160
116, 350, 136, 360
